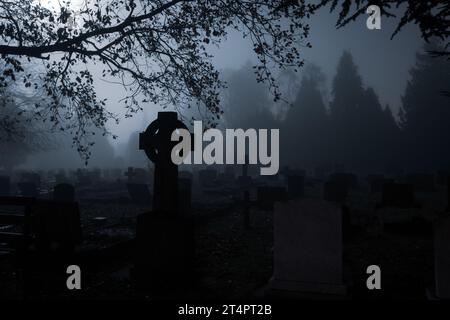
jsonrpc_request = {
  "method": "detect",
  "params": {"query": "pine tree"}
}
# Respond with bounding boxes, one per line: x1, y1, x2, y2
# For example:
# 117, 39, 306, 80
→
399, 41, 450, 170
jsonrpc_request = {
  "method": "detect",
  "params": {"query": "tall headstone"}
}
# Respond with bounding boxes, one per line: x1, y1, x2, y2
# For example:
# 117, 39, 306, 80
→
53, 183, 75, 202
268, 199, 346, 296
135, 111, 194, 292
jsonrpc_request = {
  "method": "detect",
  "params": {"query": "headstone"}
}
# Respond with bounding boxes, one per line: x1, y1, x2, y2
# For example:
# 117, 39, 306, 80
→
379, 182, 416, 208
17, 182, 38, 197
53, 183, 75, 202
268, 199, 346, 295
324, 180, 348, 203
287, 175, 304, 199
0, 176, 10, 196
33, 200, 82, 251
432, 214, 450, 299
135, 111, 194, 291
257, 186, 287, 209
406, 173, 436, 192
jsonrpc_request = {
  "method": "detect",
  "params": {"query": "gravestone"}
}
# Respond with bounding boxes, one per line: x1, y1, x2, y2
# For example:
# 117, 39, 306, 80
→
135, 111, 194, 292
268, 199, 346, 296
324, 180, 348, 203
406, 173, 436, 192
127, 183, 151, 205
432, 214, 450, 299
53, 183, 75, 202
287, 175, 304, 199
257, 186, 287, 209
378, 182, 416, 208
17, 182, 38, 197
0, 176, 10, 196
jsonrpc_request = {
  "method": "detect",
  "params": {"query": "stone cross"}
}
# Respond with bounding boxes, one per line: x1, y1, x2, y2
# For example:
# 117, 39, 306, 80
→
139, 112, 188, 214
124, 167, 137, 183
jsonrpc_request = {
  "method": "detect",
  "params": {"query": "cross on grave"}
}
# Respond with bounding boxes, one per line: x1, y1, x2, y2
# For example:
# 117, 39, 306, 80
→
139, 112, 189, 214
134, 111, 195, 293
125, 167, 137, 183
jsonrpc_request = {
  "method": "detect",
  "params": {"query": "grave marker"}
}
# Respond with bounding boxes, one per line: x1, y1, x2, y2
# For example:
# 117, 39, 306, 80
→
269, 199, 346, 296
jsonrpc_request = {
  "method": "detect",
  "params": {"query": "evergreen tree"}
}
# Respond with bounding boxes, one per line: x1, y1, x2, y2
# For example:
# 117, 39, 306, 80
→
282, 64, 328, 168
329, 51, 366, 169
399, 41, 450, 170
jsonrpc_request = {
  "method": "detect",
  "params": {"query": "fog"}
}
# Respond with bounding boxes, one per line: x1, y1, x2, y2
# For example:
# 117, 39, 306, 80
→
16, 5, 426, 170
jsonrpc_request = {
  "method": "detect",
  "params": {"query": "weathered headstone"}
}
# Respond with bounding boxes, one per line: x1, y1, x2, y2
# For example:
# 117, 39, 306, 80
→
53, 183, 75, 202
0, 176, 10, 196
268, 199, 346, 296
432, 214, 450, 299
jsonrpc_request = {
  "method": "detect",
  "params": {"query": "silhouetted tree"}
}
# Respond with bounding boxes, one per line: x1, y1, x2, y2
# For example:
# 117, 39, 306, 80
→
282, 64, 328, 168
0, 0, 314, 158
222, 63, 276, 130
399, 42, 450, 170
329, 51, 365, 168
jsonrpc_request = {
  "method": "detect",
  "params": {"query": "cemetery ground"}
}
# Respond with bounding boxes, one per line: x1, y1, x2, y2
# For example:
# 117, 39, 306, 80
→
0, 181, 441, 300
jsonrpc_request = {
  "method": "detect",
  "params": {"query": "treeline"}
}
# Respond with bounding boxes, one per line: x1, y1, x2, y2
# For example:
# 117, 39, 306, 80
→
223, 42, 450, 174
